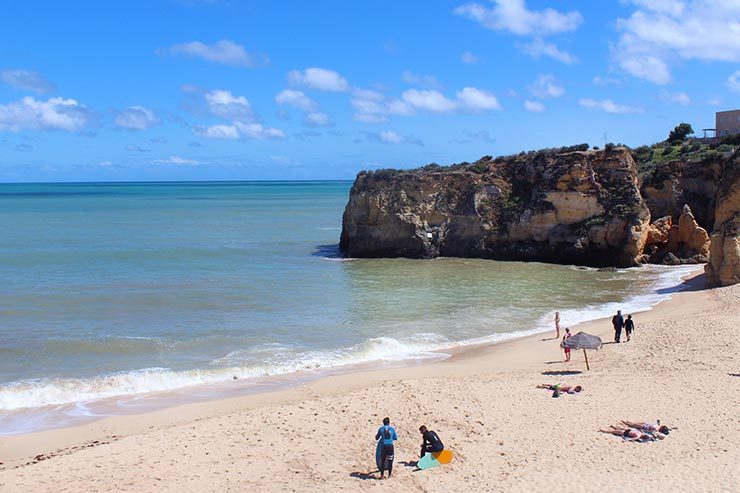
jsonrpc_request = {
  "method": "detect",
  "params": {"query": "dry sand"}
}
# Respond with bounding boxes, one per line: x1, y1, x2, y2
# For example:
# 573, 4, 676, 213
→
1, 272, 738, 492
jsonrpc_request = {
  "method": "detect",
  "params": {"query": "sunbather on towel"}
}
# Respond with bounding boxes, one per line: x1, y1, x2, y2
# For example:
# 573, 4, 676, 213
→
536, 384, 582, 394
599, 426, 656, 442
621, 420, 670, 436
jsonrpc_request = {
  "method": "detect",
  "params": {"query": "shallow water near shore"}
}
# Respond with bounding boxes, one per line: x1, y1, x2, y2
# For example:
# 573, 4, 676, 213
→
0, 181, 698, 434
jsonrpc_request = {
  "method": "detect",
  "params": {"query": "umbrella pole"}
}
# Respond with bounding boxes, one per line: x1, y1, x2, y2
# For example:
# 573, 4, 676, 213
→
583, 349, 590, 371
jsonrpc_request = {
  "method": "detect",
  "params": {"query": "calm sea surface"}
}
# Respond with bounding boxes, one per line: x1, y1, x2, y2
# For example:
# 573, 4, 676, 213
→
0, 181, 695, 433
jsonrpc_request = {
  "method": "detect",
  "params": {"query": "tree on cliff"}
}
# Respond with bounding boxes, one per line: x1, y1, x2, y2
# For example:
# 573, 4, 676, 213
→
668, 123, 694, 143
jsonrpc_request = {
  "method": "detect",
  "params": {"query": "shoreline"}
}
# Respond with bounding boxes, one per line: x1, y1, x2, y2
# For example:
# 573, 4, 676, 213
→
0, 266, 706, 466
0, 264, 698, 438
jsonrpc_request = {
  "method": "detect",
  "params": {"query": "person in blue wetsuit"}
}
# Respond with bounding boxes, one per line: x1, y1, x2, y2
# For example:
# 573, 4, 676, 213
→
419, 425, 444, 457
375, 417, 397, 479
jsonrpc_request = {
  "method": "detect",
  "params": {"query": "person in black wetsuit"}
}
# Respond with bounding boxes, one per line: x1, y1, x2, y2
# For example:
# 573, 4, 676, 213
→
418, 425, 444, 458
375, 417, 397, 479
612, 310, 625, 343
624, 314, 635, 342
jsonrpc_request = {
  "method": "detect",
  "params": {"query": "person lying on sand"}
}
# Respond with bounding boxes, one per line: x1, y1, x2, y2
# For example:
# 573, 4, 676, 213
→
419, 425, 444, 458
621, 420, 670, 435
536, 384, 582, 394
599, 426, 656, 442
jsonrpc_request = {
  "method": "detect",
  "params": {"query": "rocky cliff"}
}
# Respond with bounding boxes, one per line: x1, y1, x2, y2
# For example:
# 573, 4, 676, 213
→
340, 147, 650, 267
705, 156, 740, 287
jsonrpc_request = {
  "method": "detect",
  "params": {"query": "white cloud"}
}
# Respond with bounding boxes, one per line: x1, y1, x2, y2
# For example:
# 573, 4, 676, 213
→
235, 122, 286, 139
593, 76, 623, 86
0, 69, 56, 94
0, 96, 92, 132
616, 1, 740, 84
461, 51, 479, 64
351, 88, 414, 123
524, 100, 545, 112
620, 55, 671, 85
204, 90, 252, 119
304, 112, 330, 127
522, 39, 578, 65
114, 106, 160, 130
192, 124, 240, 140
454, 0, 583, 36
275, 89, 318, 111
630, 0, 685, 16
125, 144, 150, 152
727, 70, 740, 93
379, 130, 404, 144
528, 74, 564, 98
164, 39, 259, 67
579, 98, 644, 114
706, 98, 722, 106
401, 70, 441, 88
288, 67, 350, 92
192, 122, 286, 140
456, 87, 502, 111
365, 129, 423, 146
661, 91, 691, 106
152, 155, 204, 165
402, 89, 457, 113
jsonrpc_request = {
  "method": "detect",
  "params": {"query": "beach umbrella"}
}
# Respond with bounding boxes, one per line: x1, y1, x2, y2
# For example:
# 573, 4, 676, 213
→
563, 331, 603, 370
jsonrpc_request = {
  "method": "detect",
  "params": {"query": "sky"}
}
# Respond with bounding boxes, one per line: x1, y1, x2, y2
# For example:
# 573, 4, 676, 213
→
0, 0, 738, 182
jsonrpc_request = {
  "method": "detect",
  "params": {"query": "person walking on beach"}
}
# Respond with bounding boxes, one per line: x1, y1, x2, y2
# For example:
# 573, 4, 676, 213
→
375, 417, 397, 479
554, 311, 561, 339
561, 328, 572, 362
624, 315, 635, 342
418, 425, 444, 457
612, 310, 625, 343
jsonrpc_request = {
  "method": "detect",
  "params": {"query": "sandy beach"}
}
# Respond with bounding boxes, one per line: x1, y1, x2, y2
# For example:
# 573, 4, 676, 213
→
1, 270, 738, 492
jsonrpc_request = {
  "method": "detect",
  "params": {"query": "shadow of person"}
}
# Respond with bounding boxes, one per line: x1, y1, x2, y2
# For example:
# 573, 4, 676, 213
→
542, 370, 583, 376
398, 460, 420, 470
349, 471, 379, 481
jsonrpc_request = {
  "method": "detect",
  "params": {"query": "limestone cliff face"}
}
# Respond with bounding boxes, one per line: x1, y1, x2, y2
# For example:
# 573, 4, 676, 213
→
640, 157, 721, 231
340, 148, 650, 267
706, 156, 740, 287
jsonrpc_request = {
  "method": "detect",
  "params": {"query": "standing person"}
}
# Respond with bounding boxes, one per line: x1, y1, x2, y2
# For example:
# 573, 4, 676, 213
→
418, 425, 444, 458
624, 315, 635, 342
375, 417, 397, 479
561, 328, 572, 362
612, 310, 625, 343
554, 311, 561, 339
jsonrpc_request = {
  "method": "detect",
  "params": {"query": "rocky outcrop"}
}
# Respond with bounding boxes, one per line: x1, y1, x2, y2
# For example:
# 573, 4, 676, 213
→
706, 156, 740, 287
340, 148, 650, 267
643, 206, 710, 264
640, 157, 721, 230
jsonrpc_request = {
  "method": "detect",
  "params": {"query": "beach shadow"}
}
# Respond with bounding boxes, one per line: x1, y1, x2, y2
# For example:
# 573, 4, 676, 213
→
544, 361, 562, 365
542, 370, 582, 376
311, 243, 345, 259
655, 273, 707, 294
540, 337, 558, 341
398, 460, 420, 471
729, 373, 740, 377
602, 341, 620, 345
350, 471, 379, 481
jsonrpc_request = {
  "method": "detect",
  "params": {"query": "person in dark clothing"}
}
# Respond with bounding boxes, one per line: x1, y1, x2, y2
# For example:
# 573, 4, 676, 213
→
375, 417, 397, 479
624, 314, 635, 342
418, 425, 444, 458
612, 310, 625, 343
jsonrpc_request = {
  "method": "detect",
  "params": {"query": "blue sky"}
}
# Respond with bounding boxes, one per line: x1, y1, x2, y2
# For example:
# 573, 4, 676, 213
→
0, 0, 738, 182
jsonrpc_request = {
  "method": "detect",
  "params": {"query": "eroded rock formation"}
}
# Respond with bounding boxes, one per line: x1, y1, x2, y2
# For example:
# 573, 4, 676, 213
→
340, 148, 650, 267
640, 157, 721, 231
706, 157, 740, 287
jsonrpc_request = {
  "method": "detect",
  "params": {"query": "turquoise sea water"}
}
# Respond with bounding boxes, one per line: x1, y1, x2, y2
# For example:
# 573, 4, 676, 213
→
0, 181, 696, 434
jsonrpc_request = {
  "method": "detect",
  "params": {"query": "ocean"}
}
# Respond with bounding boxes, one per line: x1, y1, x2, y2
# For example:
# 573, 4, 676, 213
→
0, 181, 696, 434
